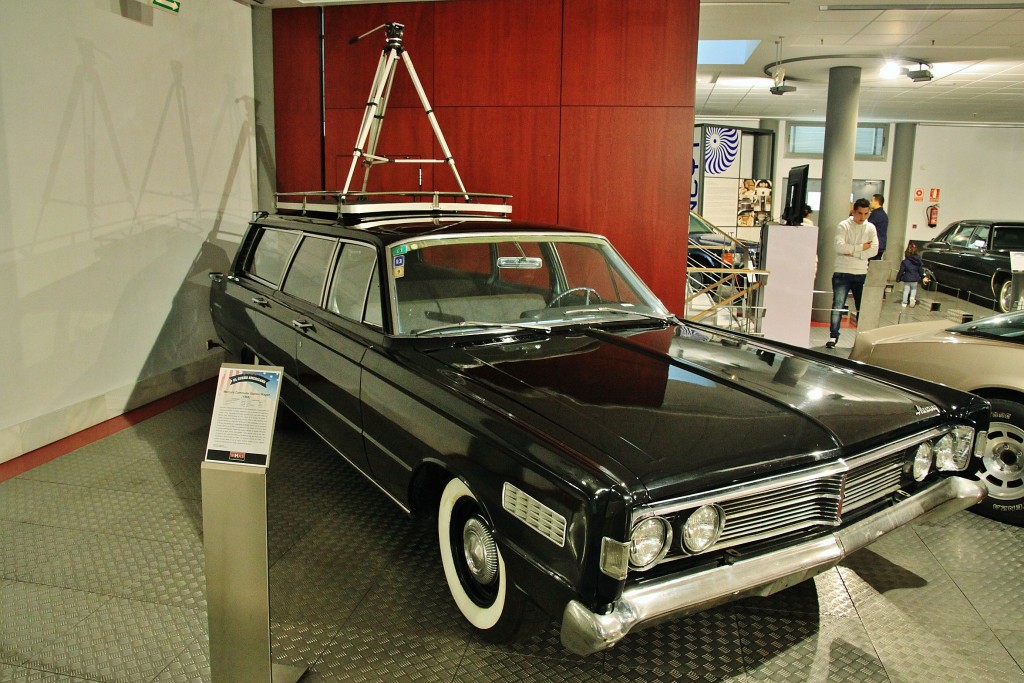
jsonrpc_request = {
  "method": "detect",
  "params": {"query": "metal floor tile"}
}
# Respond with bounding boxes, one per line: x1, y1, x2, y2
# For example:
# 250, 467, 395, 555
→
4, 393, 1024, 681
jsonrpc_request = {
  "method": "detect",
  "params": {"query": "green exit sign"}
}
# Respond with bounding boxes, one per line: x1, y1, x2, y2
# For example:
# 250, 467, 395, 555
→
153, 0, 180, 13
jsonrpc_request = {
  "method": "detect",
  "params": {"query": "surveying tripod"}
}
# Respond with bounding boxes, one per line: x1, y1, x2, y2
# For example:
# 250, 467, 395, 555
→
342, 22, 468, 199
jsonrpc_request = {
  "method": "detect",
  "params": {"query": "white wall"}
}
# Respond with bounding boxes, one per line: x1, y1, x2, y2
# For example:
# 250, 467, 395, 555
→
0, 1, 256, 462
901, 124, 1024, 249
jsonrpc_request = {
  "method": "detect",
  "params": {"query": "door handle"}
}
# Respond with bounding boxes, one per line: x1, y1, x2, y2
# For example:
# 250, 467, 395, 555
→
251, 296, 270, 307
291, 319, 314, 332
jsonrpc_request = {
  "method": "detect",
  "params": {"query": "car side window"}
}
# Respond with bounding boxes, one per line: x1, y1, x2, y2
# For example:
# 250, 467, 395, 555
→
946, 224, 976, 247
327, 243, 379, 325
970, 225, 990, 250
993, 226, 1024, 251
281, 235, 338, 304
249, 228, 300, 286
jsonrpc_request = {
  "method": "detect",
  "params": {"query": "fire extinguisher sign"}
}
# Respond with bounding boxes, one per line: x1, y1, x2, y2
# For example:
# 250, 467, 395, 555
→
929, 187, 941, 202
914, 188, 925, 202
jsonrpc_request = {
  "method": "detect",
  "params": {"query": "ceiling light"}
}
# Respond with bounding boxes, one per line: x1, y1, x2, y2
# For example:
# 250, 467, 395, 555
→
769, 38, 797, 95
880, 61, 902, 79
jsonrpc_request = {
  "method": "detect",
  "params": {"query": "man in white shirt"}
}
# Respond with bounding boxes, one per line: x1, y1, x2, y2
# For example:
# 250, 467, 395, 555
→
826, 198, 879, 349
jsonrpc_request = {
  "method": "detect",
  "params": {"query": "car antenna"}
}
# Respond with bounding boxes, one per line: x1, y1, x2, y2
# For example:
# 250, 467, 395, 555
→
343, 22, 468, 200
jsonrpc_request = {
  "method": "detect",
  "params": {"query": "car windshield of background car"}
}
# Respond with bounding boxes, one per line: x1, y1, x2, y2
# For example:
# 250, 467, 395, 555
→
950, 310, 1024, 340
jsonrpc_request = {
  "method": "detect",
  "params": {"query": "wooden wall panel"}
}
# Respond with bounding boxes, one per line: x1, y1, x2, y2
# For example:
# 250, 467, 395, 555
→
273, 8, 323, 192
437, 107, 560, 223
433, 0, 562, 106
325, 108, 436, 193
324, 4, 435, 111
561, 0, 698, 107
559, 106, 692, 312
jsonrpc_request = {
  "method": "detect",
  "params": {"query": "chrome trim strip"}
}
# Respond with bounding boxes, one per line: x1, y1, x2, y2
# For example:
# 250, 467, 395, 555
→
562, 476, 986, 656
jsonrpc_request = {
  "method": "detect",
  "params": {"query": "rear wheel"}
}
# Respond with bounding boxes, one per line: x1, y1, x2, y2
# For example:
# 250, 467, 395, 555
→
972, 398, 1024, 526
438, 478, 527, 641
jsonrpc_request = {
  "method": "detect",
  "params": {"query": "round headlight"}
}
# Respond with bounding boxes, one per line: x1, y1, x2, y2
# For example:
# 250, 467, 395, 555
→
913, 442, 934, 481
682, 504, 723, 554
629, 517, 671, 569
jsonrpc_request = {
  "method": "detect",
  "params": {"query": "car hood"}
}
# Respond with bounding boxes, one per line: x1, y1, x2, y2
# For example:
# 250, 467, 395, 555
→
428, 324, 941, 500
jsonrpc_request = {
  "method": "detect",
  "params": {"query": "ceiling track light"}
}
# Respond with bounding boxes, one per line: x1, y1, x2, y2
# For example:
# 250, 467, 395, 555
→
770, 37, 797, 95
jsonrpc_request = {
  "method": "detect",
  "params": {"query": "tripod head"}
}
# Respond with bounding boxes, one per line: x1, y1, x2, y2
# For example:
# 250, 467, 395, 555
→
349, 22, 405, 52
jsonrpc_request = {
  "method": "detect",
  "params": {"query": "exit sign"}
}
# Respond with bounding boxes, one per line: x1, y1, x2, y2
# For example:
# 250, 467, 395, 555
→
153, 0, 180, 13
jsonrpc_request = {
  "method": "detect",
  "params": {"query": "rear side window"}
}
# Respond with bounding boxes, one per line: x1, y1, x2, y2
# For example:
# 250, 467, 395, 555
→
249, 228, 300, 286
282, 235, 338, 304
328, 243, 378, 323
993, 226, 1024, 251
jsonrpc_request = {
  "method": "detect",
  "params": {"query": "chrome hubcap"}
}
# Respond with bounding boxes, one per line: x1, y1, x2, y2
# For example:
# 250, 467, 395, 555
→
981, 420, 1024, 500
462, 515, 498, 585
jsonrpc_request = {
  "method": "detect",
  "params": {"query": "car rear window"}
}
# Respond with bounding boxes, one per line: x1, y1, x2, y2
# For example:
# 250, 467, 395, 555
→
249, 228, 300, 286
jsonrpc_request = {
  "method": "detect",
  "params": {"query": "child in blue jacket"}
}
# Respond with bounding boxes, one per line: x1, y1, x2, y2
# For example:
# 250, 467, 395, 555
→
896, 244, 924, 308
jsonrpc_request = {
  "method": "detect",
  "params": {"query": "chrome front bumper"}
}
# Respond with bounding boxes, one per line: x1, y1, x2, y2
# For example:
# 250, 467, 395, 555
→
560, 476, 986, 656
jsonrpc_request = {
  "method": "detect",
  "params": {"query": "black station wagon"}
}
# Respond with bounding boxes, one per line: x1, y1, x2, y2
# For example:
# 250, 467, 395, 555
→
209, 193, 990, 655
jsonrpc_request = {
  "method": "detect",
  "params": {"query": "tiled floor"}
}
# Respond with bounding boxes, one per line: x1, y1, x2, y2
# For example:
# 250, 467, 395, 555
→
1, 288, 1021, 682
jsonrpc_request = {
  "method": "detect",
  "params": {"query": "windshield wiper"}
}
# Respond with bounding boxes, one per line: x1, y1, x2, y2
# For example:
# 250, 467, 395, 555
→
412, 320, 553, 336
563, 307, 676, 323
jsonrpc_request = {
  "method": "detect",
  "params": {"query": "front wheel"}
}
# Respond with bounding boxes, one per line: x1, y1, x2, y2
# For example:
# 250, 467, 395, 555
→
438, 478, 527, 641
972, 398, 1024, 526
998, 279, 1013, 313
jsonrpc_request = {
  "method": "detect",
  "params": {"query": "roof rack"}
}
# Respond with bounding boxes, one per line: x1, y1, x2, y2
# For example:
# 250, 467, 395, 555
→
274, 190, 512, 225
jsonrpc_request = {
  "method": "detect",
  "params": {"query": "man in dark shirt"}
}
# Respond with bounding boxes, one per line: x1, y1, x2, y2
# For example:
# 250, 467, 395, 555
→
869, 194, 888, 260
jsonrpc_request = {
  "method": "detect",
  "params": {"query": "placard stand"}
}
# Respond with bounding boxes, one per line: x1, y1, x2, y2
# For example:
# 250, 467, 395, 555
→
201, 364, 305, 683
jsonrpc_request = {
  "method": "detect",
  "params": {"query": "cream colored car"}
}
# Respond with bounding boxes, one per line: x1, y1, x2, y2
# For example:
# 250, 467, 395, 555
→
851, 311, 1024, 525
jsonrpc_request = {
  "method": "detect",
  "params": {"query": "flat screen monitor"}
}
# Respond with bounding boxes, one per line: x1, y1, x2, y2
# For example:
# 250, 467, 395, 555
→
783, 164, 809, 226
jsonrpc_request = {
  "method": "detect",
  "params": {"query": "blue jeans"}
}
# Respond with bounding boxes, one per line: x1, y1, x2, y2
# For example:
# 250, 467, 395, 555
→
902, 282, 918, 305
830, 272, 867, 339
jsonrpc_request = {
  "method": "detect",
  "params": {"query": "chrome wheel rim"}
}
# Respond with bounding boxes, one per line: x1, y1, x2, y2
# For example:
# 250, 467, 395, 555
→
999, 280, 1013, 313
462, 515, 499, 586
981, 420, 1024, 500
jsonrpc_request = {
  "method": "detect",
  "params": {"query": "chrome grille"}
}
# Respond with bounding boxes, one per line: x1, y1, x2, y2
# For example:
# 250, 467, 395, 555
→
718, 475, 844, 546
634, 427, 957, 565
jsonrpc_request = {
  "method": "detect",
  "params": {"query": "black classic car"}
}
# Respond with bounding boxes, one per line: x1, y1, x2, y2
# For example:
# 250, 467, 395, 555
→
209, 195, 989, 655
918, 219, 1024, 312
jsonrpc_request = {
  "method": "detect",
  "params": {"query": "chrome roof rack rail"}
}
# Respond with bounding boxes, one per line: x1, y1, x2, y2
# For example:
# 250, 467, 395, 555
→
274, 190, 512, 225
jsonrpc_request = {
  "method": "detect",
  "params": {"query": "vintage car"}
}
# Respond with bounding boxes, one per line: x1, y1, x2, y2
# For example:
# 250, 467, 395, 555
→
209, 195, 989, 655
851, 310, 1024, 526
917, 219, 1024, 313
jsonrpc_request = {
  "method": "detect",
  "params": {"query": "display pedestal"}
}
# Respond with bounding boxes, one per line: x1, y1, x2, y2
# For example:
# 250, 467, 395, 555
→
760, 223, 818, 347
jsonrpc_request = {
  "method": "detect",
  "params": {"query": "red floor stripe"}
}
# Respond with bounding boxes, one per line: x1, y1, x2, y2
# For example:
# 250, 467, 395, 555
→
0, 379, 216, 484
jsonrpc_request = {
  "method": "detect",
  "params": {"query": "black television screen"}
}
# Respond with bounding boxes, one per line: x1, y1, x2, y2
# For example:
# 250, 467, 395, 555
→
783, 164, 809, 226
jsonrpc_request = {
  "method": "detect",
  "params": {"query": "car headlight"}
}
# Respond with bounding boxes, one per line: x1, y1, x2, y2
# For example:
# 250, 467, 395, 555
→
682, 504, 723, 554
913, 442, 934, 481
929, 427, 975, 472
629, 517, 671, 569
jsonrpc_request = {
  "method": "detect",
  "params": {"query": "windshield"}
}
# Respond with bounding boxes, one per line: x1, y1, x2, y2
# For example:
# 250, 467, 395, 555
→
949, 310, 1024, 342
390, 234, 669, 335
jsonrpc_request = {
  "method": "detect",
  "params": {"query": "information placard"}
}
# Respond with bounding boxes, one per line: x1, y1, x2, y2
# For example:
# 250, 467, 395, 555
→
205, 363, 283, 468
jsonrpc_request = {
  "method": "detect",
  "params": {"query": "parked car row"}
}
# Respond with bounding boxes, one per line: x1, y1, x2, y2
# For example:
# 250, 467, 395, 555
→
209, 197, 988, 654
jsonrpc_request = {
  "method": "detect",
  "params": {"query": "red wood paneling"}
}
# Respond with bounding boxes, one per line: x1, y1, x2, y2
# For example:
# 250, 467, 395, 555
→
437, 107, 560, 223
325, 108, 437, 192
561, 0, 698, 107
273, 8, 323, 192
559, 106, 692, 312
325, 4, 435, 111
433, 0, 563, 107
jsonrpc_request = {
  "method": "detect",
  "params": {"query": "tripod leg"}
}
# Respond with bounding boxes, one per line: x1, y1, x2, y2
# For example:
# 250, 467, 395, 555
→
361, 62, 398, 192
400, 51, 469, 199
342, 48, 400, 195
